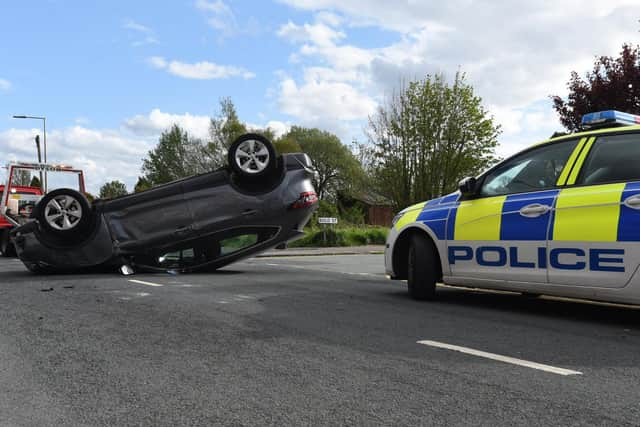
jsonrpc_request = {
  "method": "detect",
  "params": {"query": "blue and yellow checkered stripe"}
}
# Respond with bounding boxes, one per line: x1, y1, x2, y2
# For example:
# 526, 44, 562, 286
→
395, 181, 640, 243
394, 192, 460, 240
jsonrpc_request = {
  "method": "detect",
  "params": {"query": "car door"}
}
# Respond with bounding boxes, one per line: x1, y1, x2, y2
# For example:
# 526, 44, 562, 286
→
448, 138, 580, 283
181, 171, 264, 235
102, 181, 193, 248
549, 133, 640, 288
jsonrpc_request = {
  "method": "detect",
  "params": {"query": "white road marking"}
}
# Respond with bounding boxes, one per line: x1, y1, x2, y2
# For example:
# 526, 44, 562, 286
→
417, 340, 582, 376
128, 279, 164, 287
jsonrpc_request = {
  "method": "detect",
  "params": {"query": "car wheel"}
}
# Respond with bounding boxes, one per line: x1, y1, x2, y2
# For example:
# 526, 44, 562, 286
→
1, 230, 16, 257
35, 188, 95, 245
228, 133, 277, 180
407, 234, 438, 300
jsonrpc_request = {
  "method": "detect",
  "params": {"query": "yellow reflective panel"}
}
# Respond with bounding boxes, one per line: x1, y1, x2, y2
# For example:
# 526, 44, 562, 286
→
454, 196, 506, 240
556, 137, 587, 186
395, 202, 426, 230
553, 183, 625, 242
567, 137, 596, 185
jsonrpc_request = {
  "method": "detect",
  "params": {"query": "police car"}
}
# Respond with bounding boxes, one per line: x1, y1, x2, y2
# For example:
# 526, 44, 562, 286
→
385, 110, 640, 304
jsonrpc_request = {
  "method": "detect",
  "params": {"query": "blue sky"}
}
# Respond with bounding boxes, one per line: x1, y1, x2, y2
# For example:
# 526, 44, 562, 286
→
1, 0, 639, 193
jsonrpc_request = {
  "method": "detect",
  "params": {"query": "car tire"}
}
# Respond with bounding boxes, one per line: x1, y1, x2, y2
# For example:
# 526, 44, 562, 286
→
1, 229, 16, 257
228, 133, 277, 180
407, 234, 438, 300
35, 188, 95, 245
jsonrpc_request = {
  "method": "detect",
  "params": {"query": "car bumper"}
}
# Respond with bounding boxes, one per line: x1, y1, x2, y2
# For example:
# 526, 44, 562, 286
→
384, 226, 399, 278
12, 218, 115, 269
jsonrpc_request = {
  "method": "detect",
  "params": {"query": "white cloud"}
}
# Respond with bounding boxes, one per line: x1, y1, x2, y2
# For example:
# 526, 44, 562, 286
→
195, 0, 239, 40
315, 11, 343, 27
0, 109, 240, 194
195, 0, 230, 14
275, 1, 640, 150
246, 120, 292, 138
123, 19, 158, 46
148, 56, 255, 80
124, 109, 211, 141
123, 19, 152, 34
132, 36, 159, 47
277, 1, 640, 109
265, 120, 292, 138
278, 76, 376, 134
0, 78, 11, 93
278, 20, 345, 46
147, 56, 167, 68
0, 127, 152, 194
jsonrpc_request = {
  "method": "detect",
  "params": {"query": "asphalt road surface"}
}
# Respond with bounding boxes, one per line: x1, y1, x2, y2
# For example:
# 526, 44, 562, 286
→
1, 254, 640, 426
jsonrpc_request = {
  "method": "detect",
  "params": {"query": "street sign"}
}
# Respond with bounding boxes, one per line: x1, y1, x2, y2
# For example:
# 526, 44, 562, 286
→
318, 217, 338, 225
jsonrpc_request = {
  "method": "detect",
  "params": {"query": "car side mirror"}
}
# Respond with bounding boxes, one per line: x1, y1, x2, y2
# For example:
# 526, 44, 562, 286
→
458, 177, 478, 196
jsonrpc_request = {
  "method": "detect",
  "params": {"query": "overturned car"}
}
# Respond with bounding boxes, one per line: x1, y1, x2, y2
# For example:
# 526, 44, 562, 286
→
10, 134, 318, 274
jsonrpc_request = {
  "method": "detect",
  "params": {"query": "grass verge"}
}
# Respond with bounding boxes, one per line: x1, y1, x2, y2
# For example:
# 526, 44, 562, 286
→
289, 226, 389, 248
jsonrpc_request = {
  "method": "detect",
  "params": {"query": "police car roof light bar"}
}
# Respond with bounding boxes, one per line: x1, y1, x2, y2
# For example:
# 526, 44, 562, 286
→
581, 110, 640, 129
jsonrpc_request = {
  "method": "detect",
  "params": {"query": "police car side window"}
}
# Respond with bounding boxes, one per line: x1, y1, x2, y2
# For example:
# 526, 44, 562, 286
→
480, 140, 579, 197
576, 134, 640, 185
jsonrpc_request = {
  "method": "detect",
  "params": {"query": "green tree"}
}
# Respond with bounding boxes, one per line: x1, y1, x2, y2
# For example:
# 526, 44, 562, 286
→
29, 175, 41, 189
133, 176, 152, 193
274, 136, 302, 154
551, 44, 640, 131
282, 126, 366, 200
141, 124, 211, 185
207, 97, 248, 164
99, 180, 128, 199
366, 72, 500, 210
11, 170, 32, 187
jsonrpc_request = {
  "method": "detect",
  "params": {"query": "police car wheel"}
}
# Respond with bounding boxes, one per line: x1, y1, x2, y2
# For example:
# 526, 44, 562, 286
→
407, 234, 437, 300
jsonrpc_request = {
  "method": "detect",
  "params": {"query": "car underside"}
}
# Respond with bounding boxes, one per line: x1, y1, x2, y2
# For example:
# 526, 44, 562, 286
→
11, 134, 318, 274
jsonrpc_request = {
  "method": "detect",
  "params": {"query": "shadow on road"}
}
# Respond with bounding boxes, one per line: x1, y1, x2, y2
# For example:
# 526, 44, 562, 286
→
385, 286, 640, 328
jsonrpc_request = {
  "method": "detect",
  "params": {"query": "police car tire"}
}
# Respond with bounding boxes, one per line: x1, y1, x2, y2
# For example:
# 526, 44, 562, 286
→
407, 234, 437, 300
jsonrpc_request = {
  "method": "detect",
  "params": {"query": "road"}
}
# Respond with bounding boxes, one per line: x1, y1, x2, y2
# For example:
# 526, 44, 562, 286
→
1, 254, 640, 425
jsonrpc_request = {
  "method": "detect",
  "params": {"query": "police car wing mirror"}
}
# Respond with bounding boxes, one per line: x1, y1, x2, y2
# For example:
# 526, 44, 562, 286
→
458, 177, 477, 195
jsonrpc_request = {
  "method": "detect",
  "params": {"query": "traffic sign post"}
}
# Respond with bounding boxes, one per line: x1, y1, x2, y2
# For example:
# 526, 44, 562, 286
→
318, 217, 338, 244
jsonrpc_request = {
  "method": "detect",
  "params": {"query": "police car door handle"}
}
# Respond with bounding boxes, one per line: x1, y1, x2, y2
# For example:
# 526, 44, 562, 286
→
519, 203, 551, 218
624, 194, 640, 210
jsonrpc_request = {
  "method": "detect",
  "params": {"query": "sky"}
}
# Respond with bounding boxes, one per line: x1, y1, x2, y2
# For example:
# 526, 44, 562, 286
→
1, 0, 639, 194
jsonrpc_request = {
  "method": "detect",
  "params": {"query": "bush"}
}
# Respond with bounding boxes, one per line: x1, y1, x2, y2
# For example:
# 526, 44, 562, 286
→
290, 226, 389, 248
340, 204, 365, 226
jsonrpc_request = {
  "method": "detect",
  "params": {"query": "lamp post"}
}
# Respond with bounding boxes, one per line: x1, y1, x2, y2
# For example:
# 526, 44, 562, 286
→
12, 115, 47, 192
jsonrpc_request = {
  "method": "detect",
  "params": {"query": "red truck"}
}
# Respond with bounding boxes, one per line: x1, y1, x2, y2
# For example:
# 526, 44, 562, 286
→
0, 185, 43, 256
1, 162, 85, 257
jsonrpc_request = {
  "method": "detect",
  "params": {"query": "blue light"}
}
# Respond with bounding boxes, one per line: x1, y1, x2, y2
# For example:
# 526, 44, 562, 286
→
581, 110, 640, 128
